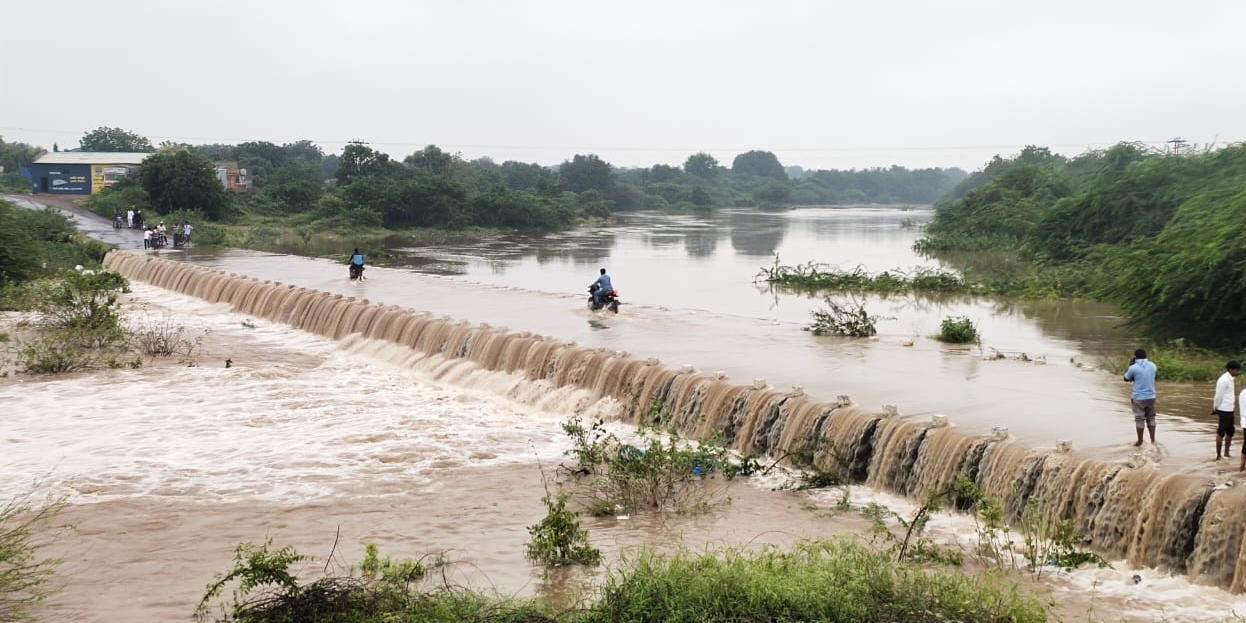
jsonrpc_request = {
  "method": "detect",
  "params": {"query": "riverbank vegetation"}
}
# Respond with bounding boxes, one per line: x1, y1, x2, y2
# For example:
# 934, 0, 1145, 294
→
194, 536, 1053, 623
0, 200, 208, 375
919, 143, 1246, 350
760, 142, 1246, 377
53, 126, 965, 263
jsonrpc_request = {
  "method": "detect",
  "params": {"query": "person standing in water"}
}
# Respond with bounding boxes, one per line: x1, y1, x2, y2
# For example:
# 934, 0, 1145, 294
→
1212, 360, 1241, 460
1124, 348, 1158, 447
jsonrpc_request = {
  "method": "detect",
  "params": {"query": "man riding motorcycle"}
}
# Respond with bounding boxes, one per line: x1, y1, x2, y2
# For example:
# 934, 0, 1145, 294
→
348, 248, 366, 280
590, 268, 613, 306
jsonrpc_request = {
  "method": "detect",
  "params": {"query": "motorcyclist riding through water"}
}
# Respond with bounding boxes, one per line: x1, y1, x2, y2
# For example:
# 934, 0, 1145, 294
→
590, 268, 612, 306
348, 248, 365, 280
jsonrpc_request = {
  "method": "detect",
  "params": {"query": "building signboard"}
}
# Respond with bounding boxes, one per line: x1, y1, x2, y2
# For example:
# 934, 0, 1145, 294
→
42, 164, 92, 193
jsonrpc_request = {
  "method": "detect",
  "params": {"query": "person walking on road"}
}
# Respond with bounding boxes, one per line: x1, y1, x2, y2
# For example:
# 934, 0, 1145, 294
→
1124, 348, 1159, 447
1213, 361, 1241, 460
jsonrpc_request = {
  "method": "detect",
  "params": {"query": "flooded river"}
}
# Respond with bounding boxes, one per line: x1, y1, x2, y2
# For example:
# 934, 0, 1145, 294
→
4, 196, 1244, 622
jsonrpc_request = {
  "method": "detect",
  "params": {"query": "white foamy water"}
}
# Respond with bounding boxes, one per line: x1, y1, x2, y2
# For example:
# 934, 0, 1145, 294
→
0, 284, 621, 505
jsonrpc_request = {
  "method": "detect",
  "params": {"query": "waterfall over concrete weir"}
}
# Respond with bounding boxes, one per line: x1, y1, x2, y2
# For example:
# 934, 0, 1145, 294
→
104, 250, 1246, 593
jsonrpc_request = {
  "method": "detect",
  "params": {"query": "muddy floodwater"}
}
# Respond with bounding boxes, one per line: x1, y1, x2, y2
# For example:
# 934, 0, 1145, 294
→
5, 199, 1246, 622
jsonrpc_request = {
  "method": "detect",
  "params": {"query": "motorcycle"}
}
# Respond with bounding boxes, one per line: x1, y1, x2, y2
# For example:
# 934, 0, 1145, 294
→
349, 263, 365, 281
588, 283, 621, 313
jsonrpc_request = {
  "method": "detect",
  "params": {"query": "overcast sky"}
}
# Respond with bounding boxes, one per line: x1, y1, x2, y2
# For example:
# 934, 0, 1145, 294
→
2, 0, 1243, 172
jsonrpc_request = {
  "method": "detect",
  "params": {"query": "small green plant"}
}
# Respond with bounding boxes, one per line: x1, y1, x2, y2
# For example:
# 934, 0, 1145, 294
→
129, 314, 206, 357
775, 434, 848, 491
1018, 499, 1110, 577
972, 496, 1021, 572
525, 486, 602, 567
8, 268, 131, 374
862, 475, 980, 567
560, 412, 736, 515
195, 540, 441, 623
26, 269, 129, 336
196, 539, 307, 621
807, 296, 882, 337
358, 542, 427, 587
0, 488, 69, 623
17, 330, 103, 373
937, 315, 979, 344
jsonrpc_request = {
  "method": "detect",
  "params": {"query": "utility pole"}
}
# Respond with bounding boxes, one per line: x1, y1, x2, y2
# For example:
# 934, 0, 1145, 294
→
1166, 137, 1187, 155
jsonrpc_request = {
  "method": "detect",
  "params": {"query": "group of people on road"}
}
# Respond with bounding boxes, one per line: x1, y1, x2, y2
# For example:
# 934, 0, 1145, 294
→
1124, 350, 1246, 469
124, 208, 146, 230
142, 220, 193, 249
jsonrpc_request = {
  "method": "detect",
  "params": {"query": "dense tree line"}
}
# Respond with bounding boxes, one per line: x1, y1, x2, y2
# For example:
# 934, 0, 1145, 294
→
919, 142, 1246, 347
68, 126, 964, 233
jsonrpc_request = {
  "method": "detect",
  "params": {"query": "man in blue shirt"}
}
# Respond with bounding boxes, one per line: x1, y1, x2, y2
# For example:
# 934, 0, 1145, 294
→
1123, 348, 1158, 447
348, 248, 365, 280
590, 268, 613, 306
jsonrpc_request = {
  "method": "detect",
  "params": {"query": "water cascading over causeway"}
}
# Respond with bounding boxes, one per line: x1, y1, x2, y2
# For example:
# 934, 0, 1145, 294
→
103, 250, 1246, 592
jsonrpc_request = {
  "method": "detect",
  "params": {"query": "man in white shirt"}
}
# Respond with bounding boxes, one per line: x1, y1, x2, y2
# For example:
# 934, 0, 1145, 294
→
1239, 383, 1246, 473
1215, 360, 1241, 460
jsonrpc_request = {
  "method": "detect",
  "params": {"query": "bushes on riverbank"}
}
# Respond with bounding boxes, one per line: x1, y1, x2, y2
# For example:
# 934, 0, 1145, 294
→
195, 537, 1052, 623
919, 142, 1246, 350
0, 199, 110, 289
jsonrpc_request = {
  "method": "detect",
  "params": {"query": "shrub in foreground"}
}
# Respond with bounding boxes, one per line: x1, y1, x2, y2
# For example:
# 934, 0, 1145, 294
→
196, 537, 1052, 623
0, 489, 69, 623
937, 315, 979, 344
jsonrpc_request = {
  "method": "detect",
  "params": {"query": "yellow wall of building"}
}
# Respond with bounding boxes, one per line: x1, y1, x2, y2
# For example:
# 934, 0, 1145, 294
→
90, 164, 133, 194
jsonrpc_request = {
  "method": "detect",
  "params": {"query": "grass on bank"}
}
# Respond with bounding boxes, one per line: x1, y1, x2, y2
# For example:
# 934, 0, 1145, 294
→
195, 537, 1053, 623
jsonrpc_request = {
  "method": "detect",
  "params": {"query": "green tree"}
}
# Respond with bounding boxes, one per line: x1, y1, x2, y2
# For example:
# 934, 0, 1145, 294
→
336, 143, 393, 186
139, 150, 231, 219
0, 201, 45, 286
1106, 188, 1246, 346
499, 161, 555, 191
683, 152, 721, 178
558, 154, 614, 195
78, 126, 153, 152
688, 185, 713, 208
261, 162, 325, 213
0, 137, 45, 173
404, 144, 455, 176
731, 150, 787, 180
752, 179, 792, 208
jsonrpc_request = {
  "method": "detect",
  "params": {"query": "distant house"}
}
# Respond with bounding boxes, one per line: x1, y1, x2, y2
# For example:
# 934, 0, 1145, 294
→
26, 152, 152, 195
213, 161, 252, 191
